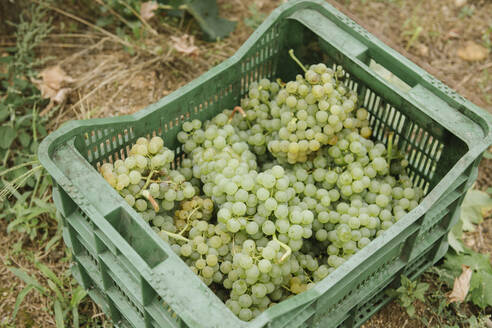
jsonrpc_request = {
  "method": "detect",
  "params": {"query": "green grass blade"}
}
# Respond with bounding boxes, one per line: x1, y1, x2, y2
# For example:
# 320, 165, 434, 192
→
72, 307, 79, 328
47, 279, 64, 303
8, 267, 46, 293
0, 160, 39, 177
36, 261, 63, 288
11, 284, 36, 322
70, 286, 87, 308
45, 233, 62, 253
54, 300, 65, 328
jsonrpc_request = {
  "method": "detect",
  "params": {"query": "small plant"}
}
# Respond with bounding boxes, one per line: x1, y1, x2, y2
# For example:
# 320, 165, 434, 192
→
401, 5, 424, 51
8, 256, 88, 327
478, 69, 491, 106
448, 188, 492, 253
0, 3, 52, 205
387, 275, 429, 317
442, 248, 492, 309
244, 4, 266, 29
458, 5, 475, 19
482, 24, 492, 51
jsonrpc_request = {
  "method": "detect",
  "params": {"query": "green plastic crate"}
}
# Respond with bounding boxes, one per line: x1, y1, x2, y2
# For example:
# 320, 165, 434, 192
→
39, 1, 492, 327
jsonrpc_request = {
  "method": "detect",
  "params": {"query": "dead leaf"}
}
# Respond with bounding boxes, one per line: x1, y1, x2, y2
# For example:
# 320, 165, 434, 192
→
171, 35, 199, 56
39, 65, 74, 91
53, 88, 72, 104
455, 0, 467, 7
457, 41, 489, 61
32, 66, 75, 116
445, 29, 461, 40
140, 1, 158, 21
416, 44, 429, 57
447, 265, 472, 303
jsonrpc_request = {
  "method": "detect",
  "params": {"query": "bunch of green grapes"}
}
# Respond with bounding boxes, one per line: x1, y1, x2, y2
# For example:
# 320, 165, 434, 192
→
100, 51, 427, 322
100, 136, 197, 214
233, 52, 372, 165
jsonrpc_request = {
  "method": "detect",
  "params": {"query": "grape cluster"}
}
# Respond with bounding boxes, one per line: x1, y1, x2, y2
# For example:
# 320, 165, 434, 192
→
101, 52, 425, 322
100, 136, 197, 214
234, 51, 371, 165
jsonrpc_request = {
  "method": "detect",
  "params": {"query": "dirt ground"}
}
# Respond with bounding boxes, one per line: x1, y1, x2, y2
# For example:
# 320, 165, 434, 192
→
0, 0, 491, 327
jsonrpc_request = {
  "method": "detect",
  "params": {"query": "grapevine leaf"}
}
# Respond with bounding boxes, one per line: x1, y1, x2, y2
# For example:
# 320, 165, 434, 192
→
0, 103, 9, 121
184, 0, 236, 41
448, 221, 465, 254
460, 189, 492, 232
414, 282, 429, 301
406, 304, 416, 318
469, 271, 492, 308
0, 126, 16, 149
444, 249, 492, 275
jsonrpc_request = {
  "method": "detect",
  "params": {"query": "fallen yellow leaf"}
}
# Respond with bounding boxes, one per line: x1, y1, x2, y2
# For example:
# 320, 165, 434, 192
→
447, 264, 472, 303
31, 65, 75, 115
140, 1, 158, 21
171, 35, 199, 56
457, 41, 489, 62
455, 0, 467, 7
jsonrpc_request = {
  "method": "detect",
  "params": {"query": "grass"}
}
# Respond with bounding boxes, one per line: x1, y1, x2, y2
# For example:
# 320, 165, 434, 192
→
1, 0, 492, 327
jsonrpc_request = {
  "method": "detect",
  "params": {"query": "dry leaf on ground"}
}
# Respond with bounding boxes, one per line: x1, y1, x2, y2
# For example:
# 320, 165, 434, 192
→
447, 265, 472, 303
140, 1, 158, 21
31, 65, 75, 115
455, 0, 467, 7
445, 29, 461, 40
171, 35, 199, 56
38, 65, 74, 92
416, 44, 429, 57
457, 41, 489, 61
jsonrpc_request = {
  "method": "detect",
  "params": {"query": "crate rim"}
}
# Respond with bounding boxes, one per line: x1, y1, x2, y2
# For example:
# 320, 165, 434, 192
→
38, 0, 492, 327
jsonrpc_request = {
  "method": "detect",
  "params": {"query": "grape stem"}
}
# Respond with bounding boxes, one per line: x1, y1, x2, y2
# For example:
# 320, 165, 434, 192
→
228, 106, 246, 121
282, 285, 292, 292
161, 230, 190, 242
276, 78, 285, 87
302, 268, 314, 283
288, 49, 307, 73
178, 206, 200, 236
273, 234, 291, 263
139, 169, 156, 196
151, 179, 177, 185
228, 106, 251, 129
142, 190, 160, 212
